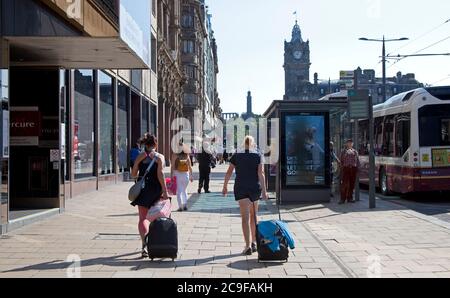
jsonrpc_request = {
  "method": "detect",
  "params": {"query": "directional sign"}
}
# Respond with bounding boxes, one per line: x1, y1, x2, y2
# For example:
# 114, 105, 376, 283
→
340, 71, 355, 90
348, 89, 370, 119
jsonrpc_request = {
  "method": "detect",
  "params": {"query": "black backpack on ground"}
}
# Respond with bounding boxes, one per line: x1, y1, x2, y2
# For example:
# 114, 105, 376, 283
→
146, 217, 178, 261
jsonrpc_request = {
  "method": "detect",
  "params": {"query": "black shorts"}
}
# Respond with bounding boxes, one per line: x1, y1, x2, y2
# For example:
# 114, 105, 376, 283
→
234, 187, 261, 202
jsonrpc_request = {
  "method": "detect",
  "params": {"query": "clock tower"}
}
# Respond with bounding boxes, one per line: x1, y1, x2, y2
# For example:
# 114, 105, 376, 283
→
284, 20, 311, 100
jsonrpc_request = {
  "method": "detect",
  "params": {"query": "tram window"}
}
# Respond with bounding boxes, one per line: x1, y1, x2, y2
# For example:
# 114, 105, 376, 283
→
395, 114, 411, 157
374, 117, 384, 156
426, 87, 450, 101
383, 116, 395, 157
419, 105, 450, 147
358, 120, 369, 155
442, 119, 450, 144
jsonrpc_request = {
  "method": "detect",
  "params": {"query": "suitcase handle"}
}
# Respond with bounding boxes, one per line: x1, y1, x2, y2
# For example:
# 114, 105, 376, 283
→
252, 196, 282, 224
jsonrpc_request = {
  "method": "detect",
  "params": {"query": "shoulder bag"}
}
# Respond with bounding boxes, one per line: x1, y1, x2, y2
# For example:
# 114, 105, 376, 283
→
128, 153, 159, 202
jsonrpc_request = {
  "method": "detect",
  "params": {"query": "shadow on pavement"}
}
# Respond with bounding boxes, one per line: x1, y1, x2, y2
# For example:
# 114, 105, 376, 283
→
3, 252, 265, 274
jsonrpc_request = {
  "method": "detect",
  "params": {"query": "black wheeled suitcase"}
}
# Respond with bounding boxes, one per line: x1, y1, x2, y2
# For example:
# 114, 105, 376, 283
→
146, 217, 178, 261
257, 228, 290, 262
254, 201, 290, 263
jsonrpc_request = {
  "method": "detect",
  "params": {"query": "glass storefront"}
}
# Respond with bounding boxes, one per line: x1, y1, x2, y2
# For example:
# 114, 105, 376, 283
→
0, 69, 9, 225
74, 70, 95, 179
141, 99, 149, 136
118, 82, 130, 173
150, 104, 157, 136
99, 71, 115, 175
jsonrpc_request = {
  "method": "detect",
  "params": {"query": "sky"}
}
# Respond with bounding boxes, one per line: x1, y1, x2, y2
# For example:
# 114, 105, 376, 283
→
206, 0, 450, 115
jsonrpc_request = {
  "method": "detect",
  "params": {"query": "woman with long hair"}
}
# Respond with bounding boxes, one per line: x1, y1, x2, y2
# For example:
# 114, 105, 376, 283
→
131, 135, 169, 258
222, 136, 268, 255
171, 143, 194, 212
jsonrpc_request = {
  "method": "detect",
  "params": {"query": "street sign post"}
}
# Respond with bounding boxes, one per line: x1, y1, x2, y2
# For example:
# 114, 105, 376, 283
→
347, 89, 376, 208
348, 89, 369, 119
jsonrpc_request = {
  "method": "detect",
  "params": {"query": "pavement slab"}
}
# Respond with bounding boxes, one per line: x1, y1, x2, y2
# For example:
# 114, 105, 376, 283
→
0, 165, 449, 278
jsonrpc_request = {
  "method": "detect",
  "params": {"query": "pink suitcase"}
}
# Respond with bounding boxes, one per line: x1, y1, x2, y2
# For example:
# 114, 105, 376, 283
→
147, 199, 172, 222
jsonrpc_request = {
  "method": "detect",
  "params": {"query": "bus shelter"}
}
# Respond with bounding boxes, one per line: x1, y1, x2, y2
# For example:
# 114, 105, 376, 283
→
263, 98, 349, 205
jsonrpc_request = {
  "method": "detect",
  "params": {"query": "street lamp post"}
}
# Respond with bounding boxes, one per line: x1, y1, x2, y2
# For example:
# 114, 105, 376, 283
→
359, 36, 409, 102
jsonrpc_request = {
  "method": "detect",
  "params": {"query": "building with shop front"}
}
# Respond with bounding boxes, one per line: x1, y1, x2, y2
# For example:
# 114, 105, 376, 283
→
0, 0, 156, 234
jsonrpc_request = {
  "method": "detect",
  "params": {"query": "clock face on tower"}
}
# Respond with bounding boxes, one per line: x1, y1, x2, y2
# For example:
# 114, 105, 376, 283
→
293, 51, 302, 60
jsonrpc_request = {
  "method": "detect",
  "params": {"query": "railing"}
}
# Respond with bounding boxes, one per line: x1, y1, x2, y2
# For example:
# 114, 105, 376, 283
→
91, 0, 119, 26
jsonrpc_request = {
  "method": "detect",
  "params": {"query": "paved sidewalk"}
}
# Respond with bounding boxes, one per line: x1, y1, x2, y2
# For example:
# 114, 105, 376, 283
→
0, 165, 449, 278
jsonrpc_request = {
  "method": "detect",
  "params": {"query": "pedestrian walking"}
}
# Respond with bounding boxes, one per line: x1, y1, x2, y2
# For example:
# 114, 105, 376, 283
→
171, 143, 194, 212
339, 139, 360, 204
223, 150, 229, 164
197, 141, 214, 194
190, 146, 196, 166
130, 139, 142, 170
222, 136, 269, 256
131, 135, 169, 258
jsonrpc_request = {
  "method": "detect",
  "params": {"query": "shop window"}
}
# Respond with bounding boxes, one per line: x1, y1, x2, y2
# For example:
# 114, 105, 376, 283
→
141, 99, 149, 136
1, 69, 9, 221
150, 104, 157, 136
99, 71, 115, 175
151, 34, 157, 73
74, 70, 95, 179
118, 82, 130, 173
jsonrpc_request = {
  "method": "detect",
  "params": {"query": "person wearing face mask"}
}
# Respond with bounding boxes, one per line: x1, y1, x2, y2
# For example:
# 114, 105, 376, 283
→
131, 135, 169, 258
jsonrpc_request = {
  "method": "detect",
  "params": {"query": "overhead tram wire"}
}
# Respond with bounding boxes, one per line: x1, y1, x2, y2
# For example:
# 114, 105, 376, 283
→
387, 34, 450, 69
431, 75, 450, 86
387, 18, 450, 57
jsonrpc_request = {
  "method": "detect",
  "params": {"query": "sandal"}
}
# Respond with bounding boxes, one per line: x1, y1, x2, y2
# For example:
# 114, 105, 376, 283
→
243, 247, 253, 256
141, 245, 149, 259
251, 242, 257, 253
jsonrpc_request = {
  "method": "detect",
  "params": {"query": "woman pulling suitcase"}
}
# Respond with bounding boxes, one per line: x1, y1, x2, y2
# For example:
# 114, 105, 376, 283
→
222, 136, 269, 255
131, 134, 170, 258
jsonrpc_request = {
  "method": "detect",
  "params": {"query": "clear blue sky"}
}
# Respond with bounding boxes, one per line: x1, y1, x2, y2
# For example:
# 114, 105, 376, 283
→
207, 0, 450, 114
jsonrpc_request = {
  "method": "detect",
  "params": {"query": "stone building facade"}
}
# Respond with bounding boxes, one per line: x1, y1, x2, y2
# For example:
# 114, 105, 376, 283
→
180, 0, 220, 149
156, 0, 185, 158
283, 20, 423, 103
283, 21, 312, 101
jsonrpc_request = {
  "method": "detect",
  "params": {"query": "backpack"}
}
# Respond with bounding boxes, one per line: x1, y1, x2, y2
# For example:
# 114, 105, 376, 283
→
176, 155, 189, 172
